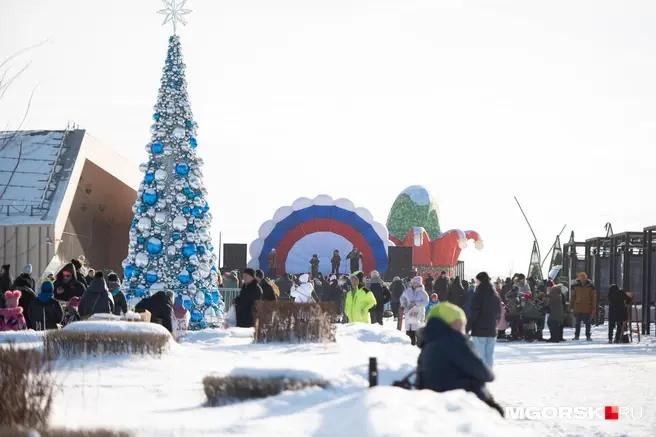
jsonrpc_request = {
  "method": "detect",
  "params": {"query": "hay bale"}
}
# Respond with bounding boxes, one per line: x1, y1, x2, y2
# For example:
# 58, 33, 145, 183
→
202, 375, 328, 406
44, 321, 172, 358
0, 347, 53, 429
253, 301, 337, 343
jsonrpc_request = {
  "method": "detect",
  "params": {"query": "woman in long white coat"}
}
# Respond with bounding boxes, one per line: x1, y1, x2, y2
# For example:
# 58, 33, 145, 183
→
400, 276, 430, 345
290, 273, 315, 303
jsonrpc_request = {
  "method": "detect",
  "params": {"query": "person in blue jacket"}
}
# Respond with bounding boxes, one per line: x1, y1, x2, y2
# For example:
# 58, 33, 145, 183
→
417, 302, 504, 417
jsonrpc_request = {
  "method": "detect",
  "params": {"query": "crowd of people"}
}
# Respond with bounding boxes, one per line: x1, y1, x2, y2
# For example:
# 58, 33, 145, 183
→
0, 259, 178, 335
1, 256, 637, 418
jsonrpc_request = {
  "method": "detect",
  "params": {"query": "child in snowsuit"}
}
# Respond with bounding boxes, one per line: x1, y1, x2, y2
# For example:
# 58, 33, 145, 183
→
425, 293, 440, 316
418, 302, 504, 417
0, 290, 27, 331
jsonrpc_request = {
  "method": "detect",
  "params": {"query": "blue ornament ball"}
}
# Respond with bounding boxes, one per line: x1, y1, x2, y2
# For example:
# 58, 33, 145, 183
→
192, 206, 203, 218
172, 232, 182, 241
145, 271, 158, 283
205, 292, 214, 306
178, 270, 191, 284
210, 289, 220, 305
152, 112, 161, 121
124, 264, 136, 279
185, 120, 193, 128
189, 137, 198, 148
182, 206, 191, 216
142, 189, 158, 206
182, 295, 193, 310
197, 245, 206, 256
182, 243, 197, 258
147, 238, 163, 255
136, 285, 147, 298
144, 172, 155, 184
190, 309, 203, 323
186, 264, 195, 272
151, 142, 164, 154
175, 163, 190, 176
137, 236, 145, 245
187, 224, 196, 232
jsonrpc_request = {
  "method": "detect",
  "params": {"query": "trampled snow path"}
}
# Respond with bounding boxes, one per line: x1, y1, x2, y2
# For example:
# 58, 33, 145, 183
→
29, 323, 654, 436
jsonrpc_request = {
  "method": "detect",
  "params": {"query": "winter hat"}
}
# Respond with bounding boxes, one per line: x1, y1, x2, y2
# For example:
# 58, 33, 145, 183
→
94, 271, 104, 279
410, 276, 423, 288
476, 271, 491, 283
12, 276, 32, 289
351, 271, 365, 283
39, 281, 54, 302
329, 275, 337, 282
299, 273, 310, 283
371, 270, 380, 279
4, 290, 21, 308
255, 269, 265, 280
393, 276, 400, 282
68, 296, 81, 309
23, 264, 33, 275
430, 293, 439, 302
427, 302, 467, 325
576, 272, 588, 281
243, 268, 256, 278
107, 272, 120, 283
1, 264, 9, 272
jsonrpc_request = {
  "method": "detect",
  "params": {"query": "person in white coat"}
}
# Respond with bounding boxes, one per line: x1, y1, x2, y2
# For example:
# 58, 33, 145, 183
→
290, 274, 315, 303
400, 275, 430, 345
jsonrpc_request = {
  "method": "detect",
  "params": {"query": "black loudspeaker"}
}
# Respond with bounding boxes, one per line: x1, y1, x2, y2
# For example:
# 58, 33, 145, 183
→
387, 246, 413, 280
223, 243, 247, 272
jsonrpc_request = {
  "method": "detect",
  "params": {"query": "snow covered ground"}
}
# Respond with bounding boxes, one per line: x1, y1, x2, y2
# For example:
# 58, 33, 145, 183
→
3, 322, 654, 436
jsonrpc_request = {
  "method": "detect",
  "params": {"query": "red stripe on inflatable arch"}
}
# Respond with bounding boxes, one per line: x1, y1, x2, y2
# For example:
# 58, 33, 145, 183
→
275, 218, 375, 274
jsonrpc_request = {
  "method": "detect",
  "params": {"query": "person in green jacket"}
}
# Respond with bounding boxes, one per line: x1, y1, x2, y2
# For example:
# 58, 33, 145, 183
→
344, 271, 377, 323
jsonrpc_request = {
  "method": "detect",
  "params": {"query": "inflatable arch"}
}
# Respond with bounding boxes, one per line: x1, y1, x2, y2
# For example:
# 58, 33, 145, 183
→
250, 195, 390, 275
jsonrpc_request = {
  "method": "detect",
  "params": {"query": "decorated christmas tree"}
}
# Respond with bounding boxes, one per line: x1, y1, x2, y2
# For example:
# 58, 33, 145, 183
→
122, 4, 223, 328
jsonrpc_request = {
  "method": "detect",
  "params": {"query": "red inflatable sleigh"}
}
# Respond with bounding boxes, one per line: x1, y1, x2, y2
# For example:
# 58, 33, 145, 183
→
389, 228, 483, 267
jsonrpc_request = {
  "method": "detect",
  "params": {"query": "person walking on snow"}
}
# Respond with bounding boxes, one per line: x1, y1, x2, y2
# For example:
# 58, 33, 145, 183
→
607, 284, 629, 344
467, 272, 501, 368
425, 293, 440, 316
571, 272, 597, 341
400, 276, 430, 345
344, 271, 376, 323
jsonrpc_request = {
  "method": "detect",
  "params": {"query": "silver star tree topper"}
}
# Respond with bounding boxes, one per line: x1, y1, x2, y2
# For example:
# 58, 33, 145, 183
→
158, 0, 192, 34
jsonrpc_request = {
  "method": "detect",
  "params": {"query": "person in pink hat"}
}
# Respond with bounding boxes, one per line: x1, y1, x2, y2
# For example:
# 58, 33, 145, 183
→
0, 290, 27, 331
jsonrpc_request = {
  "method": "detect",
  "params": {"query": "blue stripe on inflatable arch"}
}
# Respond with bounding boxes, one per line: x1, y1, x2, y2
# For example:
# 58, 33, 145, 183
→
258, 205, 389, 273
